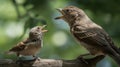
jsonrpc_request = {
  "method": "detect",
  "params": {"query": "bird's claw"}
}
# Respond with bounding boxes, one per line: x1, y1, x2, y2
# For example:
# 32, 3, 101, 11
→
77, 53, 91, 64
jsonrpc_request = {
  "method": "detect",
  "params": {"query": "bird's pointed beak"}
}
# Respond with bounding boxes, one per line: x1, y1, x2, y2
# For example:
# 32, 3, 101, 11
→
42, 29, 48, 33
56, 8, 63, 13
41, 25, 47, 29
41, 25, 48, 33
55, 8, 64, 19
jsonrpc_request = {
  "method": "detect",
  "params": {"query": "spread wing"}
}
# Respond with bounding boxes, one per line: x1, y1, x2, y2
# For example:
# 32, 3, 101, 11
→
9, 38, 30, 52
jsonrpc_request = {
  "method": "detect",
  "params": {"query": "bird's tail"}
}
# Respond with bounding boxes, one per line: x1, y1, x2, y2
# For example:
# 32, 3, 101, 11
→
108, 51, 120, 66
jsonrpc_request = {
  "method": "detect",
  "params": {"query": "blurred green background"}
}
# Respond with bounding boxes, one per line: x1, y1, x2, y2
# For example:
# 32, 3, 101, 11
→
0, 0, 120, 67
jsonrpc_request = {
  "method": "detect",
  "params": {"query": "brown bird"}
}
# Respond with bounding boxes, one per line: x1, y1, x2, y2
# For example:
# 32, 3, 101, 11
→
55, 6, 120, 65
6, 25, 47, 59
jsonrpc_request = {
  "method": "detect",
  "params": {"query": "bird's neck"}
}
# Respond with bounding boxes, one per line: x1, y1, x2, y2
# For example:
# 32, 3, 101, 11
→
30, 36, 43, 46
29, 36, 42, 42
70, 16, 92, 28
70, 16, 102, 30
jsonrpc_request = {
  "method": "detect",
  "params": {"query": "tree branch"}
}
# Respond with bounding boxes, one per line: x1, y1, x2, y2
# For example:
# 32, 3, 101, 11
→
12, 0, 21, 18
0, 55, 104, 67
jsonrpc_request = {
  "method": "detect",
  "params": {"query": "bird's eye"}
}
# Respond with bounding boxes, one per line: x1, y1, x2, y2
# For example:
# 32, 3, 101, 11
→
37, 27, 40, 29
66, 9, 70, 12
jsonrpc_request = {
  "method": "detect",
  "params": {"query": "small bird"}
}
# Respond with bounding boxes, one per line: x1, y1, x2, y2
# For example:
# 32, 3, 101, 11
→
55, 6, 120, 65
6, 25, 47, 59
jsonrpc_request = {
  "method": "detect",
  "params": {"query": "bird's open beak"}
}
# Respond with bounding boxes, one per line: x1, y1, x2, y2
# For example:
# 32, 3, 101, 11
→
55, 8, 64, 19
41, 25, 48, 33
41, 25, 47, 29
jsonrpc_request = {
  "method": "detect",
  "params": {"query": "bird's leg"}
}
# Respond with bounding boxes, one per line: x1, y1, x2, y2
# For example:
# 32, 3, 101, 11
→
33, 55, 41, 61
77, 53, 91, 64
16, 54, 22, 64
33, 55, 37, 59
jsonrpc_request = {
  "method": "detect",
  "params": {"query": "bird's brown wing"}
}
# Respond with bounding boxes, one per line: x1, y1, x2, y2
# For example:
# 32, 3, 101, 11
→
72, 26, 119, 54
9, 38, 30, 52
102, 30, 120, 54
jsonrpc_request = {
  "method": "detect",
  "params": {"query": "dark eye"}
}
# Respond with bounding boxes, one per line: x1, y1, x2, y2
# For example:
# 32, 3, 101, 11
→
37, 27, 40, 29
66, 9, 70, 12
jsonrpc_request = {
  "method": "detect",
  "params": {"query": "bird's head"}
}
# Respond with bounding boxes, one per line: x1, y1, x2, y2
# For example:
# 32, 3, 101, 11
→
29, 25, 48, 39
55, 6, 87, 25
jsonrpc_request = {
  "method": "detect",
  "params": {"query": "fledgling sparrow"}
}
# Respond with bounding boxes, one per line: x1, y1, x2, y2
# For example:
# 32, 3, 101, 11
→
7, 25, 47, 59
55, 6, 120, 65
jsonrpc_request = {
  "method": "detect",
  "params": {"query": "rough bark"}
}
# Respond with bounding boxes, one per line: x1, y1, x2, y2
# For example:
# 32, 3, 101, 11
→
0, 55, 104, 67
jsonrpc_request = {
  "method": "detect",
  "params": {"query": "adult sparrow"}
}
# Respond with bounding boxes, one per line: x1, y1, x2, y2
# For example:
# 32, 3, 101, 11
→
55, 6, 120, 65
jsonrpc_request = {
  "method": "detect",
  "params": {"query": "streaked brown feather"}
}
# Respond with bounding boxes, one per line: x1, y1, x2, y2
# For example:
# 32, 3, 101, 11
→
71, 24, 119, 55
9, 38, 30, 52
